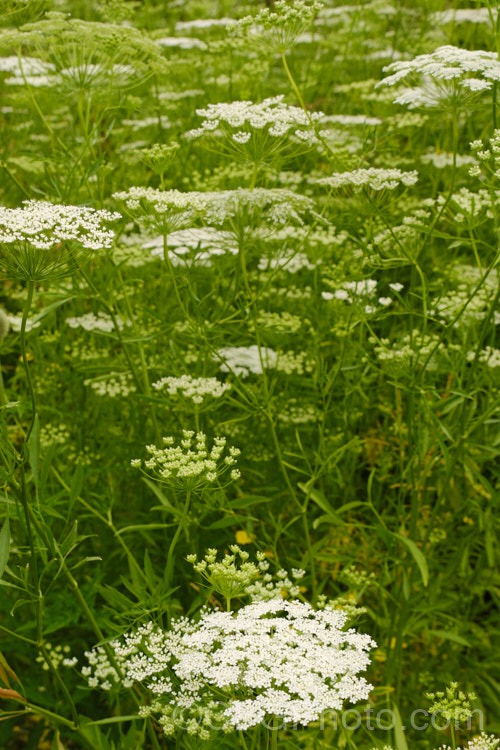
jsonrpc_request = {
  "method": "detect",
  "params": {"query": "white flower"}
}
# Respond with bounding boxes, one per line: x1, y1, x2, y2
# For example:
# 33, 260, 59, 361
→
66, 312, 127, 333
0, 200, 120, 281
85, 598, 375, 735
152, 375, 231, 404
184, 96, 323, 151
316, 168, 418, 191
378, 46, 500, 104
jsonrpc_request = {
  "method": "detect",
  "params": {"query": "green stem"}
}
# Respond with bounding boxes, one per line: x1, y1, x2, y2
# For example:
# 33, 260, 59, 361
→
163, 233, 188, 318
0, 361, 7, 406
24, 503, 162, 750
165, 490, 191, 587
280, 51, 338, 165
20, 280, 36, 444
53, 467, 149, 586
75, 258, 144, 393
249, 161, 259, 190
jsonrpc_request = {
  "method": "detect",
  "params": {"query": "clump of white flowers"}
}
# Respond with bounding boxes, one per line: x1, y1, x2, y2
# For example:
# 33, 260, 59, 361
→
84, 372, 134, 398
0, 200, 120, 281
316, 168, 418, 191
131, 431, 241, 490
185, 96, 323, 154
467, 346, 500, 368
152, 375, 231, 405
469, 130, 500, 180
369, 332, 457, 372
216, 345, 312, 377
114, 186, 316, 232
439, 737, 500, 750
66, 312, 127, 333
377, 46, 500, 106
84, 596, 375, 739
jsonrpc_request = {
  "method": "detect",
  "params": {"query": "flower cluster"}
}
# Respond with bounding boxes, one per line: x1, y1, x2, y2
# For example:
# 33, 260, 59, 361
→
0, 201, 120, 281
369, 332, 456, 372
84, 597, 375, 738
152, 375, 231, 405
36, 643, 77, 672
378, 46, 500, 106
467, 347, 500, 368
66, 312, 126, 333
232, 0, 324, 54
131, 431, 241, 490
316, 168, 418, 191
469, 130, 500, 180
216, 345, 312, 377
427, 683, 476, 722
187, 546, 263, 602
114, 187, 315, 232
185, 96, 323, 149
84, 372, 134, 398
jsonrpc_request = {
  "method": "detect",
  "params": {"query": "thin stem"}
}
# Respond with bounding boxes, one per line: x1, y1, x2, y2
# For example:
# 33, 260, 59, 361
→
249, 161, 259, 190
53, 467, 149, 586
75, 258, 144, 392
20, 280, 36, 443
165, 490, 191, 587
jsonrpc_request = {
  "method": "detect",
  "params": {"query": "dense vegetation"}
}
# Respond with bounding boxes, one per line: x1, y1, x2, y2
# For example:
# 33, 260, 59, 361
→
0, 0, 499, 748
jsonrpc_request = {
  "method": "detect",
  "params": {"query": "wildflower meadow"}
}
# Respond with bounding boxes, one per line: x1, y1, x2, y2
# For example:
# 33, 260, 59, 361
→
0, 0, 499, 748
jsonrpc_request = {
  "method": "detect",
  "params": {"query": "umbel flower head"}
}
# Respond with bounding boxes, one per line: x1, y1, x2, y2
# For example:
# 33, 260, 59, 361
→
232, 0, 324, 54
187, 546, 306, 605
316, 168, 418, 191
131, 430, 241, 491
0, 200, 121, 281
84, 597, 375, 739
113, 186, 317, 236
184, 96, 324, 164
377, 46, 500, 108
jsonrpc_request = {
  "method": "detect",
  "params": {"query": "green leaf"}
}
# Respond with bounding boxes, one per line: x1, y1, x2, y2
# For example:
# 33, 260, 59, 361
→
68, 463, 84, 517
392, 703, 408, 750
141, 477, 181, 516
40, 443, 57, 490
429, 629, 471, 647
0, 518, 10, 579
298, 482, 336, 515
394, 534, 428, 587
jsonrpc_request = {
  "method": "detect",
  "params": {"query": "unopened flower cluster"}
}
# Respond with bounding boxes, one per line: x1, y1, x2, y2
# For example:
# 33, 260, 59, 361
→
37, 643, 77, 671
84, 597, 375, 738
131, 431, 241, 489
316, 168, 418, 191
232, 0, 324, 54
427, 683, 476, 722
152, 375, 231, 405
187, 546, 306, 603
